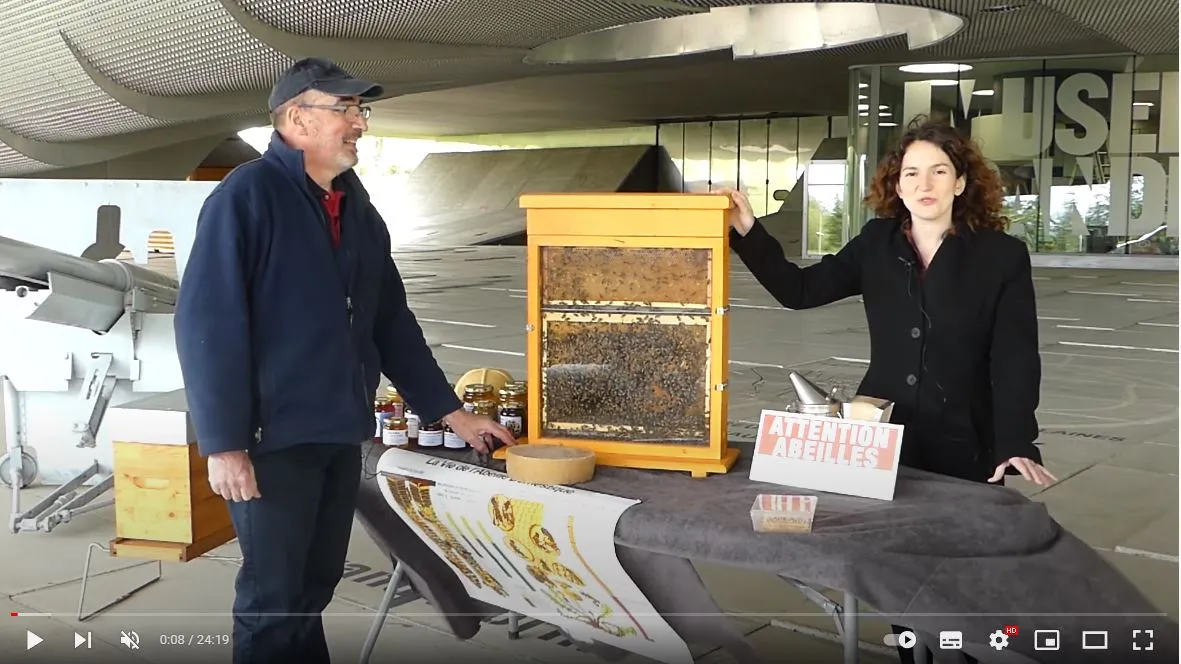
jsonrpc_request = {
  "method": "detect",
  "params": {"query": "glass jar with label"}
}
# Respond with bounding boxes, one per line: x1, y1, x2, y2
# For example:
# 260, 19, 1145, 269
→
374, 399, 393, 439
417, 420, 444, 447
443, 421, 467, 449
462, 383, 494, 413
385, 387, 405, 418
498, 398, 525, 438
382, 417, 409, 447
473, 399, 497, 419
499, 383, 528, 436
405, 408, 420, 443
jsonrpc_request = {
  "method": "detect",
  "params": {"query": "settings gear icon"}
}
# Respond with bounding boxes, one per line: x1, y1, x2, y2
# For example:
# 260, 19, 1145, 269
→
989, 630, 1010, 650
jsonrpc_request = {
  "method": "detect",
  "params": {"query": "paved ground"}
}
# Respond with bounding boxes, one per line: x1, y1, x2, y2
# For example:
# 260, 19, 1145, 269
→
1, 248, 1175, 663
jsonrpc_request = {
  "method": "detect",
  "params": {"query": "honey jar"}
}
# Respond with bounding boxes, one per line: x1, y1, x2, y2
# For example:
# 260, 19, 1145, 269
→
373, 398, 393, 439
385, 387, 405, 418
498, 398, 525, 438
443, 421, 467, 449
405, 408, 420, 442
462, 383, 494, 413
382, 417, 409, 447
499, 383, 528, 436
418, 420, 444, 447
473, 398, 497, 419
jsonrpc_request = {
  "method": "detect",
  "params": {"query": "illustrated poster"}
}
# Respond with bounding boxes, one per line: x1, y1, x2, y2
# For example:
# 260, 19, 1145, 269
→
376, 448, 692, 664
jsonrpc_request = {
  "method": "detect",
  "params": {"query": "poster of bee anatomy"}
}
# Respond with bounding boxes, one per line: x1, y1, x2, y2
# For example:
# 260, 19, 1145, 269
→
375, 448, 692, 664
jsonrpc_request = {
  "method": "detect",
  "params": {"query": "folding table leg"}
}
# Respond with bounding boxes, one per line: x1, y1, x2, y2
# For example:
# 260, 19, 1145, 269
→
359, 560, 404, 664
842, 591, 859, 664
508, 612, 520, 639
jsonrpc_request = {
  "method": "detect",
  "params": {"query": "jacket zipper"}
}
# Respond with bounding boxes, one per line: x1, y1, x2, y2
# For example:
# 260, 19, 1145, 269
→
310, 191, 370, 438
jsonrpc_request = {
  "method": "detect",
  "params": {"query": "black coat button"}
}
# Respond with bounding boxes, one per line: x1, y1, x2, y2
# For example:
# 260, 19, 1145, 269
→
911, 326, 921, 338
906, 374, 917, 386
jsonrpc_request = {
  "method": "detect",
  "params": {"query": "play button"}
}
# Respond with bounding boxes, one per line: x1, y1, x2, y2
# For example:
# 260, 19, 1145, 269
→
26, 630, 43, 650
897, 631, 917, 649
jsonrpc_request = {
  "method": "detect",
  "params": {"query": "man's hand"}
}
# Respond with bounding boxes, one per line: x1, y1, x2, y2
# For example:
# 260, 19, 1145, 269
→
207, 450, 261, 502
989, 457, 1057, 487
444, 408, 518, 453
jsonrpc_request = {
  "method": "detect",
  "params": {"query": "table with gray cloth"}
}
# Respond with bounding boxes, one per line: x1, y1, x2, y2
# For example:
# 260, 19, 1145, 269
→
355, 439, 1177, 664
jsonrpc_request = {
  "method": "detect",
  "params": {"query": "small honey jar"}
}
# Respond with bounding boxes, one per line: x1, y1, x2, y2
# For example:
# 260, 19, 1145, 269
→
418, 420, 444, 447
473, 398, 497, 420
382, 417, 409, 447
498, 398, 525, 438
373, 398, 393, 439
462, 383, 494, 413
443, 421, 467, 449
405, 408, 420, 442
385, 387, 405, 418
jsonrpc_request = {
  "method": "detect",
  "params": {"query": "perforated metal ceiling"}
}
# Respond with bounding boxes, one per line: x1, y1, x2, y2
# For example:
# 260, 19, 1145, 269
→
0, 0, 1174, 176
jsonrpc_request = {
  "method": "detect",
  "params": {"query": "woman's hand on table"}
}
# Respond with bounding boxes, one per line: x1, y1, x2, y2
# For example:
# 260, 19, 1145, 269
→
989, 457, 1058, 487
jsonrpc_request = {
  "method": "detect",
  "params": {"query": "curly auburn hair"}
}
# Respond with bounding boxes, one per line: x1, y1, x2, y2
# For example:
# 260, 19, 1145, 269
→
864, 117, 1009, 232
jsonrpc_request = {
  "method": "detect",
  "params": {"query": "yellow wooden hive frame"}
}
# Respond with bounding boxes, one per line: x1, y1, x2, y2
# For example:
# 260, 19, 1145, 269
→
493, 192, 739, 478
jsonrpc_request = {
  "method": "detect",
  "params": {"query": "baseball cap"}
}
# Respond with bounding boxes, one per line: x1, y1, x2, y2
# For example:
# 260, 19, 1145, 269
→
267, 57, 384, 111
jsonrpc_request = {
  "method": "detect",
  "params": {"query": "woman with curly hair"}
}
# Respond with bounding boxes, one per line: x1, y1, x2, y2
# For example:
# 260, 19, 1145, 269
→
722, 118, 1057, 489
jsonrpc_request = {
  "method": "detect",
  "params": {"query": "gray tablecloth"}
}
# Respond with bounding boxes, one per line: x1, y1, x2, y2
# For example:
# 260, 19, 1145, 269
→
356, 440, 1177, 664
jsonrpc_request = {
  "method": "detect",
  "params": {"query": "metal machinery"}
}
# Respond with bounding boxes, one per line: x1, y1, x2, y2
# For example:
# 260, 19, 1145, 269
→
0, 234, 182, 533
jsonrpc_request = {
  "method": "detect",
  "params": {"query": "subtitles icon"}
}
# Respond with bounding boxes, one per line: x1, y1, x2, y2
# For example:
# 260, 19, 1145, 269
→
120, 630, 140, 649
939, 631, 963, 649
1034, 630, 1060, 651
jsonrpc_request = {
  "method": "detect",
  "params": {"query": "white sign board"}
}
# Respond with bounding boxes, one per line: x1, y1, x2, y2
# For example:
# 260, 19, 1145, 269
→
748, 409, 905, 501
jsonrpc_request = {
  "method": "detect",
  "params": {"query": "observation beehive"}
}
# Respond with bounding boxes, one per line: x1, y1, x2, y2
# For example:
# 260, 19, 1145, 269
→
511, 193, 739, 477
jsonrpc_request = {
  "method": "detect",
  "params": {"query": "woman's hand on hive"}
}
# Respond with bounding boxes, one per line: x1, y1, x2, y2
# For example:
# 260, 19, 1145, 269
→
716, 186, 755, 236
444, 408, 518, 453
989, 457, 1058, 487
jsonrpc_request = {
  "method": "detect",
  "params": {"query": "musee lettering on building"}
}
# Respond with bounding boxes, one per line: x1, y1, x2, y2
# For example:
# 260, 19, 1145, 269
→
899, 70, 1177, 239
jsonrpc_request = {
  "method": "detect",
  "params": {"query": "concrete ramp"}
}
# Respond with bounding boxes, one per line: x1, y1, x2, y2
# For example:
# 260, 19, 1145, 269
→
394, 145, 664, 246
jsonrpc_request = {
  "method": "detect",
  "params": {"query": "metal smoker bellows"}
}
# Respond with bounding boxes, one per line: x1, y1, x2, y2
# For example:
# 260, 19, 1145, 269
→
787, 371, 841, 417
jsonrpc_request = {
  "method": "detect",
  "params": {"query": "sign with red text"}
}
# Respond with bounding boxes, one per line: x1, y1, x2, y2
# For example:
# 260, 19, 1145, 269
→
748, 409, 904, 501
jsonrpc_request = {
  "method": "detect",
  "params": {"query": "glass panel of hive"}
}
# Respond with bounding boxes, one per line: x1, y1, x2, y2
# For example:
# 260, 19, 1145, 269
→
539, 246, 711, 308
539, 312, 711, 445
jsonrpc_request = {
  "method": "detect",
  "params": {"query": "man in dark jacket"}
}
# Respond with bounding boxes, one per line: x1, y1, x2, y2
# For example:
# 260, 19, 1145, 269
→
174, 57, 516, 664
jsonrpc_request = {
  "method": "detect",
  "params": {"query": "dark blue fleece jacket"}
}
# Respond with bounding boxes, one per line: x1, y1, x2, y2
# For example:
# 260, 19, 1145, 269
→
174, 132, 462, 457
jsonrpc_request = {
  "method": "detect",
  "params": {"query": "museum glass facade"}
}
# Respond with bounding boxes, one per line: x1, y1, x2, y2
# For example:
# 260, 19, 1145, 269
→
847, 55, 1178, 257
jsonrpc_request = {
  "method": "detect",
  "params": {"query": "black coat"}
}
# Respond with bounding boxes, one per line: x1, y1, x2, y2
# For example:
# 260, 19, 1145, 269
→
730, 218, 1042, 483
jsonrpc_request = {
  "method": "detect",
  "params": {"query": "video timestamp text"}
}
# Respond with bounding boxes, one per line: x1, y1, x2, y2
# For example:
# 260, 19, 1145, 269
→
160, 633, 231, 646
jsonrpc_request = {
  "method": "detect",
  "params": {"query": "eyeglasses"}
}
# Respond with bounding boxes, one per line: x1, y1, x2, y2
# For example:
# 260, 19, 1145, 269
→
298, 103, 371, 120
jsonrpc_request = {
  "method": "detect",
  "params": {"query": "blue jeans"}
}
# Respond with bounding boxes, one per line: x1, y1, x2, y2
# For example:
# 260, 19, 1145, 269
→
226, 443, 361, 664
